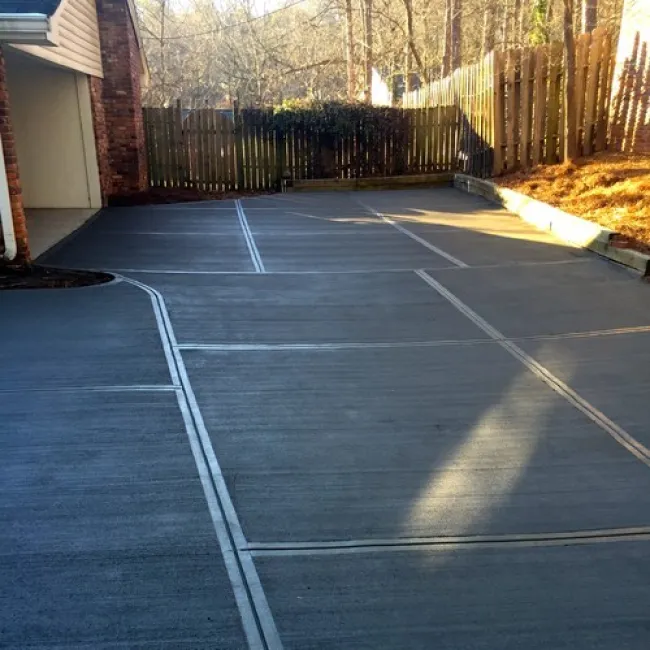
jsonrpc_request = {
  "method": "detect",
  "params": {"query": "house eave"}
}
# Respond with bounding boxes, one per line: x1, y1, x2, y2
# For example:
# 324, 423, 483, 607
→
0, 14, 55, 45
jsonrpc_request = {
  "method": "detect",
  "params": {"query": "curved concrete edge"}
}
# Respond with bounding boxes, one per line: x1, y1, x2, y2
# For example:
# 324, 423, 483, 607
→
454, 173, 650, 277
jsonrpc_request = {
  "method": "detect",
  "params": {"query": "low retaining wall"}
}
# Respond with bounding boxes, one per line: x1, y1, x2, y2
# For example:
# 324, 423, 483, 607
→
290, 173, 453, 192
454, 174, 650, 276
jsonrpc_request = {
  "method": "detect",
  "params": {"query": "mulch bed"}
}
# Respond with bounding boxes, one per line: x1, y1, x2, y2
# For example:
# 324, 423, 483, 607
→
0, 264, 113, 290
498, 152, 650, 255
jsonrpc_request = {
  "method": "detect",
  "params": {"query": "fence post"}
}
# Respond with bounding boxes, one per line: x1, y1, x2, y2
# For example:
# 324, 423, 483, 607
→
233, 101, 245, 190
492, 51, 506, 176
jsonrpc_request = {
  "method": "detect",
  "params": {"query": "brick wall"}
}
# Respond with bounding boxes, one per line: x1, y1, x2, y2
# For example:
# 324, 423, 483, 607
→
95, 0, 147, 196
89, 76, 112, 203
0, 45, 30, 262
610, 0, 650, 153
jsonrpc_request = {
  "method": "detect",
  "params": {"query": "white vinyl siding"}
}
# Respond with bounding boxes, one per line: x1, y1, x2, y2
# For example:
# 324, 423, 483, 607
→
11, 0, 103, 77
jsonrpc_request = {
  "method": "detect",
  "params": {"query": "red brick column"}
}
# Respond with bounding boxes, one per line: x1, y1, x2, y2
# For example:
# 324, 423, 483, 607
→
610, 0, 650, 153
89, 76, 112, 204
0, 45, 30, 263
95, 0, 147, 197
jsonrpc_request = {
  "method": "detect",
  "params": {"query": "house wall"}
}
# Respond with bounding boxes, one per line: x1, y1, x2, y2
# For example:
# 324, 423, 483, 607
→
4, 49, 101, 209
0, 46, 29, 261
94, 0, 147, 196
12, 0, 103, 78
609, 0, 650, 153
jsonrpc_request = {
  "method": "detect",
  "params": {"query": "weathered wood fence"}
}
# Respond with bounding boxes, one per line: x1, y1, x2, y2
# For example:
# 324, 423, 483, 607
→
143, 105, 459, 191
403, 26, 615, 175
144, 28, 614, 187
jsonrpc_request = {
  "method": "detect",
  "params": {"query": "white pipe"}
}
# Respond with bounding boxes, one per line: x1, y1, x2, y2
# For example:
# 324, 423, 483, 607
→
0, 131, 17, 261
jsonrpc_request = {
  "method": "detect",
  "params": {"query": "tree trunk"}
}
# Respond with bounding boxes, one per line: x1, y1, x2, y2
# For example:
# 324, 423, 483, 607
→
402, 0, 428, 85
405, 45, 413, 93
563, 0, 578, 161
582, 0, 597, 32
451, 0, 461, 71
364, 0, 373, 103
482, 3, 495, 56
513, 0, 522, 46
441, 0, 452, 77
160, 0, 166, 105
345, 0, 356, 101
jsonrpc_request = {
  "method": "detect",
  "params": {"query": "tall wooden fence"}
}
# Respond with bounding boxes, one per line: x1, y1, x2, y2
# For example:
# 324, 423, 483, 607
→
143, 105, 459, 191
403, 26, 615, 175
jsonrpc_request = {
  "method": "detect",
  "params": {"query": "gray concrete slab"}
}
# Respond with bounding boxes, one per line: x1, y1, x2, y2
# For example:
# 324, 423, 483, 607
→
43, 230, 253, 272
427, 261, 650, 337
8, 187, 650, 649
520, 331, 650, 450
255, 231, 457, 271
244, 210, 391, 235
26, 207, 98, 259
355, 186, 502, 213
0, 282, 170, 390
405, 226, 585, 265
184, 344, 650, 542
88, 206, 242, 235
256, 542, 650, 649
132, 271, 485, 344
0, 389, 247, 648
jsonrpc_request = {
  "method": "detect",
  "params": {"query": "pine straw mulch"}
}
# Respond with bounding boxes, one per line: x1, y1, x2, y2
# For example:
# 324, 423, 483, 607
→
497, 152, 650, 255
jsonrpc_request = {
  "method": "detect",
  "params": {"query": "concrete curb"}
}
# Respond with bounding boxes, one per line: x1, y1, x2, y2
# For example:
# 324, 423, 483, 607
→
454, 173, 650, 277
291, 173, 454, 192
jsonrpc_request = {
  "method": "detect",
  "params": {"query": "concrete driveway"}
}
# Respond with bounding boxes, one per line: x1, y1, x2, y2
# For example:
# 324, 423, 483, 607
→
2, 187, 650, 649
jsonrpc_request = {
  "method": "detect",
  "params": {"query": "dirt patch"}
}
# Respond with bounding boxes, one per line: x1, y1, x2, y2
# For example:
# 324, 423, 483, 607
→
0, 264, 113, 290
108, 186, 275, 206
498, 152, 650, 255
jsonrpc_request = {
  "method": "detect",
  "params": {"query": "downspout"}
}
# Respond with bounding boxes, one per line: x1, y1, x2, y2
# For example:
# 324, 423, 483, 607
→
0, 130, 16, 261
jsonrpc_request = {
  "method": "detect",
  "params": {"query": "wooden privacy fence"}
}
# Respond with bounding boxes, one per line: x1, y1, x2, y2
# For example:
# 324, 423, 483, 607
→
403, 26, 615, 175
143, 105, 459, 191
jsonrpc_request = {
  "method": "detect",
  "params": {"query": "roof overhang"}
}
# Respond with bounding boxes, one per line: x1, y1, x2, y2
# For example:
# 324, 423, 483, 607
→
0, 13, 54, 45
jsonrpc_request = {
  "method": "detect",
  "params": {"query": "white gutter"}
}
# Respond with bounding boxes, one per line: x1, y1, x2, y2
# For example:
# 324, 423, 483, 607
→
0, 131, 17, 261
0, 13, 54, 45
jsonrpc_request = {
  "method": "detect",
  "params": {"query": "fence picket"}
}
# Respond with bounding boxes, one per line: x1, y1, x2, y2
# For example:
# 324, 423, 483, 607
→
595, 30, 613, 152
575, 32, 591, 155
493, 51, 506, 175
532, 45, 549, 166
545, 42, 563, 164
584, 27, 605, 155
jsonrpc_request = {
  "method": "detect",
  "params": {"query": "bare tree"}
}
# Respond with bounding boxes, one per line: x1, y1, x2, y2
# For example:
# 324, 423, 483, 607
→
402, 0, 428, 83
364, 0, 374, 103
136, 0, 625, 106
451, 0, 461, 70
563, 0, 577, 161
441, 0, 452, 76
582, 0, 598, 32
482, 2, 495, 55
344, 0, 357, 100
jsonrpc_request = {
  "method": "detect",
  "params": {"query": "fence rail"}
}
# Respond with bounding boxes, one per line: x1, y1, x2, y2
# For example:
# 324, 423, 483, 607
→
143, 105, 459, 191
